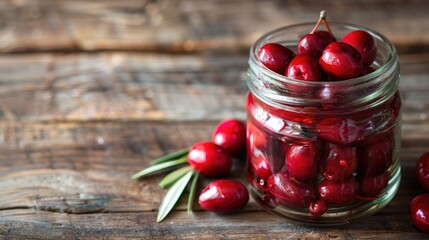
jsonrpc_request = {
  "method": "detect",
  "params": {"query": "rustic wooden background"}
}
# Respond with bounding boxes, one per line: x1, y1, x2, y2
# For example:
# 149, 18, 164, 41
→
1, 0, 429, 239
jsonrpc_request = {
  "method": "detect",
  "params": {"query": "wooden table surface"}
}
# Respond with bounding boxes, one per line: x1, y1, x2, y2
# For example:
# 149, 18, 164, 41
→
1, 1, 429, 239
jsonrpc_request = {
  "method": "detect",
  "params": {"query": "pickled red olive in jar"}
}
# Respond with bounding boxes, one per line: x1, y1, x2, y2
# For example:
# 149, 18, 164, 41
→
320, 143, 358, 182
285, 141, 320, 182
318, 177, 359, 206
267, 172, 317, 208
246, 22, 401, 225
358, 134, 394, 178
249, 149, 272, 186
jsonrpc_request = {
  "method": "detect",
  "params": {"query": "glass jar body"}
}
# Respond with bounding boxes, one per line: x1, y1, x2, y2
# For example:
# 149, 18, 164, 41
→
246, 23, 401, 225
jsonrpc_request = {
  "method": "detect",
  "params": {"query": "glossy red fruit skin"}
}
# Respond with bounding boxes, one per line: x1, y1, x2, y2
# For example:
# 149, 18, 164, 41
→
342, 30, 377, 66
417, 152, 429, 191
358, 136, 393, 178
316, 31, 336, 43
258, 43, 296, 74
359, 172, 389, 197
286, 52, 323, 83
263, 139, 290, 175
297, 31, 335, 56
410, 194, 429, 234
199, 180, 249, 214
319, 42, 363, 80
250, 149, 272, 184
247, 120, 267, 152
285, 141, 320, 182
316, 116, 370, 145
267, 172, 317, 208
309, 199, 328, 217
318, 178, 359, 205
212, 119, 246, 156
320, 144, 358, 181
188, 142, 232, 178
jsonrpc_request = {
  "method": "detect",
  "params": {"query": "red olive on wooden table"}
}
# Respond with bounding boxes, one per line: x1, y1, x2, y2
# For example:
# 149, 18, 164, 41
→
417, 152, 429, 191
212, 118, 246, 157
199, 179, 249, 213
188, 141, 232, 178
410, 194, 429, 234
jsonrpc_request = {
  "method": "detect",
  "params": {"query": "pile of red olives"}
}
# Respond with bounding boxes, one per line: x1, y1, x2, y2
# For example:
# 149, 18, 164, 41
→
411, 153, 429, 234
189, 119, 249, 214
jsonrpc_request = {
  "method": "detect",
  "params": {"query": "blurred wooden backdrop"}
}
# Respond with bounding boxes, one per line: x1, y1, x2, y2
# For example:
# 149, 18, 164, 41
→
0, 0, 429, 239
0, 0, 428, 53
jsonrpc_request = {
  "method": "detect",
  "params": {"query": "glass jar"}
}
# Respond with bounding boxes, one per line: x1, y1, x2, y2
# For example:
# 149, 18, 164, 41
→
246, 23, 401, 225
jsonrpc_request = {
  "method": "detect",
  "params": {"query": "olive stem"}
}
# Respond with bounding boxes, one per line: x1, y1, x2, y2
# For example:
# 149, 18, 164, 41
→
310, 10, 334, 37
322, 12, 334, 37
310, 10, 326, 34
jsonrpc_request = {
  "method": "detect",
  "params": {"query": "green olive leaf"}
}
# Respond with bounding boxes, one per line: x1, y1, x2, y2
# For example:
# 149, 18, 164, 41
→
187, 171, 200, 214
159, 166, 193, 189
150, 148, 189, 165
131, 156, 188, 180
157, 170, 195, 222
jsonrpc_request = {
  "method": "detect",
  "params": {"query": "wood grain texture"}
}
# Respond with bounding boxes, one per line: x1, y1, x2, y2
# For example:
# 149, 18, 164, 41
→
0, 161, 427, 239
0, 53, 247, 122
1, 0, 429, 239
0, 209, 426, 240
0, 120, 427, 238
0, 52, 428, 123
0, 52, 428, 239
0, 0, 428, 53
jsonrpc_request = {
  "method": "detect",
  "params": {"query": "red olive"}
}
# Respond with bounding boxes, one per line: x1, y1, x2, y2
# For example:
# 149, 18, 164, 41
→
297, 31, 335, 56
250, 149, 272, 184
320, 143, 358, 182
358, 136, 393, 178
212, 119, 246, 156
417, 152, 429, 191
267, 172, 317, 208
188, 142, 232, 177
316, 116, 370, 145
285, 141, 320, 182
358, 172, 389, 197
410, 194, 429, 234
341, 30, 377, 66
309, 199, 328, 217
318, 177, 359, 206
319, 42, 363, 80
258, 43, 295, 74
199, 179, 249, 214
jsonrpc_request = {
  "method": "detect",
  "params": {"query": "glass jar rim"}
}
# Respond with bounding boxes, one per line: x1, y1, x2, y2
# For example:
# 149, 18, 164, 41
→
249, 22, 397, 87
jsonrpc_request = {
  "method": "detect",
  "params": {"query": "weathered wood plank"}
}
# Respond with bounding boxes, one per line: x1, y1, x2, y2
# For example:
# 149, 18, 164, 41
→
0, 53, 248, 122
0, 52, 428, 123
0, 200, 427, 240
0, 122, 251, 213
0, 1, 428, 239
0, 0, 428, 53
0, 71, 427, 237
0, 121, 425, 216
